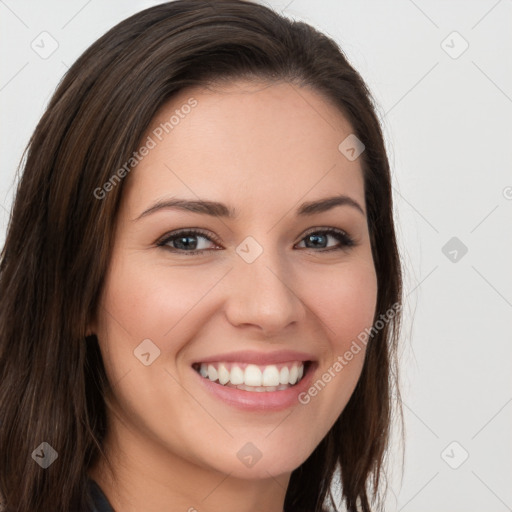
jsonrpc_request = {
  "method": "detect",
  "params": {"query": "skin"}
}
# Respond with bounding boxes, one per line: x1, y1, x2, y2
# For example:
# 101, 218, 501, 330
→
88, 80, 378, 512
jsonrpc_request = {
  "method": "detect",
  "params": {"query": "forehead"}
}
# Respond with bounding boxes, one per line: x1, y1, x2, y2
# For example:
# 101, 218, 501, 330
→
123, 80, 365, 216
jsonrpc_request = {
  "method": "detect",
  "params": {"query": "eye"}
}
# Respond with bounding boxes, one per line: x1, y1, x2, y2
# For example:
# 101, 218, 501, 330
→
296, 228, 356, 252
156, 229, 220, 255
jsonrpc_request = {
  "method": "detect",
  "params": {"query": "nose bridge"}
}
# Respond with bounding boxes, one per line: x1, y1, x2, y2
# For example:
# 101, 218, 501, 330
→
223, 234, 304, 334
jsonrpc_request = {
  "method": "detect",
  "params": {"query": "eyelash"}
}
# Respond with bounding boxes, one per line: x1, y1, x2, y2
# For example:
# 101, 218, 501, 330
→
156, 227, 356, 255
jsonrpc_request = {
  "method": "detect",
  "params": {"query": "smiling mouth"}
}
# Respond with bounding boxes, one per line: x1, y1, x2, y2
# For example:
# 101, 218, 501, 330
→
192, 360, 312, 392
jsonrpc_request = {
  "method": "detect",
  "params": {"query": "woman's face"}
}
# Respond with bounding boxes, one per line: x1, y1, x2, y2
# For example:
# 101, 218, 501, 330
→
92, 80, 377, 481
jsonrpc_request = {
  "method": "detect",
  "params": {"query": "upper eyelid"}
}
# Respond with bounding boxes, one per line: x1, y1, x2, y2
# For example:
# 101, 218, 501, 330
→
301, 226, 350, 237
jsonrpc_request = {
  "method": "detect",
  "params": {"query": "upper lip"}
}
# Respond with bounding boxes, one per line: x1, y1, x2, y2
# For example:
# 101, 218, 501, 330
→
193, 349, 316, 366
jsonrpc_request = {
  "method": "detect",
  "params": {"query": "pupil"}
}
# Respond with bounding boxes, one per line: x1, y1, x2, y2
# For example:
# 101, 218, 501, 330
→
177, 235, 197, 250
307, 234, 326, 248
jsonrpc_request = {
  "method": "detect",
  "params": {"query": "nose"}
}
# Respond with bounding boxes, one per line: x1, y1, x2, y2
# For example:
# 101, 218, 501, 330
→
223, 248, 306, 337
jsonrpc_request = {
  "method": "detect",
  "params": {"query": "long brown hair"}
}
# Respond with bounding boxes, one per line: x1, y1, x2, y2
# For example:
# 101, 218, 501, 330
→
0, 1, 403, 511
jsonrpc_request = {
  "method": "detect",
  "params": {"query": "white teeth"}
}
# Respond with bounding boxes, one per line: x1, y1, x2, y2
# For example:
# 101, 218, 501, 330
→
217, 363, 230, 385
207, 364, 218, 382
262, 365, 280, 386
279, 366, 289, 385
196, 361, 307, 389
229, 365, 244, 385
289, 365, 298, 385
244, 364, 262, 386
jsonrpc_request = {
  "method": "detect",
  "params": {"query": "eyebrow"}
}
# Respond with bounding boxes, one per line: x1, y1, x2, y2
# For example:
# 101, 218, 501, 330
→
133, 194, 365, 221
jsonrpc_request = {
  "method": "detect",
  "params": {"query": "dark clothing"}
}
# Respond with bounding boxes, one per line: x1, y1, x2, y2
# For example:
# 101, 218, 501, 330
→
88, 478, 115, 512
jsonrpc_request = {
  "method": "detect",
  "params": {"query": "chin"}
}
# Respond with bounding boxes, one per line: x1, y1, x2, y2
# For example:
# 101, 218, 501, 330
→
202, 442, 313, 480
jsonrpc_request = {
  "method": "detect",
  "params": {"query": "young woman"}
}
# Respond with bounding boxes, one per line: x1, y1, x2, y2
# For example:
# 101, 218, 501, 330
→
0, 1, 403, 511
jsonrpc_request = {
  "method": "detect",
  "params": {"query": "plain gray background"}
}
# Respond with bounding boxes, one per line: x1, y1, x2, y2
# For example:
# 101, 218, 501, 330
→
1, 1, 511, 511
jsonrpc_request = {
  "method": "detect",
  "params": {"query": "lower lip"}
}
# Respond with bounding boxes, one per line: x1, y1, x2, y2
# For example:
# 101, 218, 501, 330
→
193, 362, 317, 411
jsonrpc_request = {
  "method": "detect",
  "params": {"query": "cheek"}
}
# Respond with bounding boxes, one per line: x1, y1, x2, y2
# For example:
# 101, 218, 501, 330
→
295, 259, 377, 434
305, 259, 378, 349
97, 254, 220, 345
334, 270, 377, 345
93, 255, 218, 437
94, 254, 234, 401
